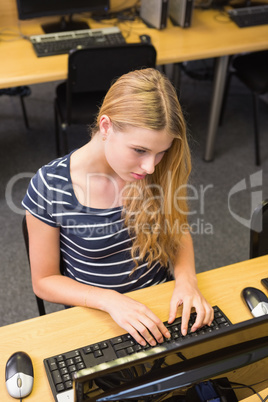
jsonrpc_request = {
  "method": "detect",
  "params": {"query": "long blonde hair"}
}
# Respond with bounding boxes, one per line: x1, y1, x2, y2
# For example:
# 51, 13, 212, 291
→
92, 68, 191, 269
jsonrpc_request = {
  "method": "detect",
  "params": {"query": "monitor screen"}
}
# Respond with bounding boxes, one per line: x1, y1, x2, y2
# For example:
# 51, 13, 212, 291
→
16, 0, 110, 33
73, 315, 268, 401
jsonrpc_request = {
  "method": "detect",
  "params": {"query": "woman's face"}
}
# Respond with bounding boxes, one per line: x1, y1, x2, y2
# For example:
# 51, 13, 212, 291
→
101, 117, 173, 182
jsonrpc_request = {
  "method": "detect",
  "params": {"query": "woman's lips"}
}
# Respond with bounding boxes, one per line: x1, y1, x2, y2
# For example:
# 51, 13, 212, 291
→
131, 172, 146, 180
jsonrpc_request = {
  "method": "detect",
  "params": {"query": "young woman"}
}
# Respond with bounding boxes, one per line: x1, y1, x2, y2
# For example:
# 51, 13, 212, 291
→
22, 68, 213, 347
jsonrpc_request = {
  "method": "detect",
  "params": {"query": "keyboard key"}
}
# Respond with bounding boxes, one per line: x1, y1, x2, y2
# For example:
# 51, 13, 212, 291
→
116, 349, 128, 358
58, 361, 66, 369
48, 358, 57, 371
68, 365, 76, 373
62, 374, 71, 382
56, 383, 65, 392
93, 350, 103, 358
60, 367, 68, 376
76, 362, 85, 370
65, 380, 73, 389
113, 340, 135, 352
83, 346, 92, 354
52, 370, 62, 385
100, 341, 109, 349
127, 346, 135, 354
134, 344, 143, 352
64, 351, 80, 360
56, 354, 64, 362
110, 336, 123, 345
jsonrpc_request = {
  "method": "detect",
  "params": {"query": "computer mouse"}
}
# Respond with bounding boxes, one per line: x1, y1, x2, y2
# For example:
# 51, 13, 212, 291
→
139, 34, 151, 44
5, 351, 34, 399
242, 287, 268, 317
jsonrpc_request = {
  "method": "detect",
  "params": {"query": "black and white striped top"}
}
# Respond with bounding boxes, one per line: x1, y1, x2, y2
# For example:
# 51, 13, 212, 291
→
22, 153, 171, 294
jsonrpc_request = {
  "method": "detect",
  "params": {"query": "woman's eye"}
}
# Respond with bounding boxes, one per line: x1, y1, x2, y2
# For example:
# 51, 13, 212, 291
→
134, 148, 146, 154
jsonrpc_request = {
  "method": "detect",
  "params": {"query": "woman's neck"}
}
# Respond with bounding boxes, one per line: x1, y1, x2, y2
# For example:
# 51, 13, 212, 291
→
69, 137, 126, 209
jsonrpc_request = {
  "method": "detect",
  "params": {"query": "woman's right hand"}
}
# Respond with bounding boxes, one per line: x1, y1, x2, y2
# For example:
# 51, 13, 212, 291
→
102, 291, 171, 346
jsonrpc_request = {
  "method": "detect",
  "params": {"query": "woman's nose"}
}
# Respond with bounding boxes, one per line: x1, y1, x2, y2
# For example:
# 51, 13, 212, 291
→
141, 156, 156, 174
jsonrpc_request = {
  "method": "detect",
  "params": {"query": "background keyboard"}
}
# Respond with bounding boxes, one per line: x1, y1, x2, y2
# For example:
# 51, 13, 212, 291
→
228, 4, 268, 27
29, 26, 126, 57
43, 306, 231, 401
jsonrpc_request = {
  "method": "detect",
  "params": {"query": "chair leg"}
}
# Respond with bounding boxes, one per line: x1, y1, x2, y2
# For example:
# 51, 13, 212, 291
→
54, 101, 69, 156
54, 102, 61, 157
36, 295, 46, 316
252, 92, 261, 166
62, 124, 69, 156
20, 96, 30, 129
172, 63, 182, 97
218, 71, 233, 127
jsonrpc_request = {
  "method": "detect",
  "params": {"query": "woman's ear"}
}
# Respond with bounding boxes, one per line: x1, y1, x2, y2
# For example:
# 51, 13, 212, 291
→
99, 115, 112, 141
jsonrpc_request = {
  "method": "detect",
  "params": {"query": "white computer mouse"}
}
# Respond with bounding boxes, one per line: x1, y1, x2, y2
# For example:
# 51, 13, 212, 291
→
5, 351, 34, 399
242, 287, 268, 317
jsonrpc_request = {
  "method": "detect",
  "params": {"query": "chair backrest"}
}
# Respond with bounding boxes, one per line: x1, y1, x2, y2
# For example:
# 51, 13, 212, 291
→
233, 50, 268, 95
22, 215, 46, 316
67, 43, 157, 94
249, 199, 268, 259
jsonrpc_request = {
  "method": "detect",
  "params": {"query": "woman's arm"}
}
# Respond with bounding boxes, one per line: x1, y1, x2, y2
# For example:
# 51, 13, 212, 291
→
168, 231, 214, 335
26, 212, 170, 346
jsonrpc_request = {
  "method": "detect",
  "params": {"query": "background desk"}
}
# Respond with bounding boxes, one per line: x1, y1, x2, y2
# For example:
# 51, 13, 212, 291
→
0, 255, 268, 401
0, 0, 268, 160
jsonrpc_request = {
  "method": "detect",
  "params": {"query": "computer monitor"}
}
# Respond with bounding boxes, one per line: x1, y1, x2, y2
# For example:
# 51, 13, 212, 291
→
73, 315, 268, 401
15, 0, 110, 33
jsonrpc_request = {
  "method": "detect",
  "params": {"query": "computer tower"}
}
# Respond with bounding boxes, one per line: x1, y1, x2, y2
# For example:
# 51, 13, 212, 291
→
140, 0, 169, 30
169, 0, 194, 28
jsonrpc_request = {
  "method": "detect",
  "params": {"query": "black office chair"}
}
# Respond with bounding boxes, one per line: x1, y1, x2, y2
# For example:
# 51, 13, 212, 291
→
220, 50, 268, 166
54, 43, 157, 156
250, 199, 268, 259
0, 86, 31, 129
22, 215, 64, 316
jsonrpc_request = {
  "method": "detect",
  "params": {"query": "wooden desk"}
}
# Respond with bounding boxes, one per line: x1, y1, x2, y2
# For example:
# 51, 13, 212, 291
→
1, 0, 268, 160
0, 255, 268, 401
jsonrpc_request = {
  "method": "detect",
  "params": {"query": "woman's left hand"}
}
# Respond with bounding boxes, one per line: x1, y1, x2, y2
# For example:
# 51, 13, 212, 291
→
168, 276, 214, 336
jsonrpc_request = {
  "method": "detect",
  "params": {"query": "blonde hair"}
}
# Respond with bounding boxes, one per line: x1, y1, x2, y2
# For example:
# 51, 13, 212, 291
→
92, 68, 191, 270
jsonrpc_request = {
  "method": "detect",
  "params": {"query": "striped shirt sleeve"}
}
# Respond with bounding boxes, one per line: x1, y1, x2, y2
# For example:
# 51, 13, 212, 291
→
22, 166, 58, 227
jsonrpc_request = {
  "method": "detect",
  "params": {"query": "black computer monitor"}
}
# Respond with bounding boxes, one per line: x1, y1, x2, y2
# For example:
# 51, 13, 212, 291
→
73, 315, 268, 401
15, 0, 110, 33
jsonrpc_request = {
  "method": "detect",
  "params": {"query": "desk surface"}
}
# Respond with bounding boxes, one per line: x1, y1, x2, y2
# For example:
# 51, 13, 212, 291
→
0, 1, 268, 88
0, 255, 268, 401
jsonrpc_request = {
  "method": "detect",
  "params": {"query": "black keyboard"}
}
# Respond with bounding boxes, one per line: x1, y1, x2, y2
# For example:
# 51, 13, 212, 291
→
44, 306, 231, 401
29, 26, 126, 57
228, 4, 268, 27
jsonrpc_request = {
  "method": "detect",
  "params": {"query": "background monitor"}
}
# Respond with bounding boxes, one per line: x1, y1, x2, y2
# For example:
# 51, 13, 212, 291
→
73, 315, 268, 401
15, 0, 110, 33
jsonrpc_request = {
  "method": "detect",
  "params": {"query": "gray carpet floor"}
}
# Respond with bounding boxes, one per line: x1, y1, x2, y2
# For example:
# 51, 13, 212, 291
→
1, 64, 268, 327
